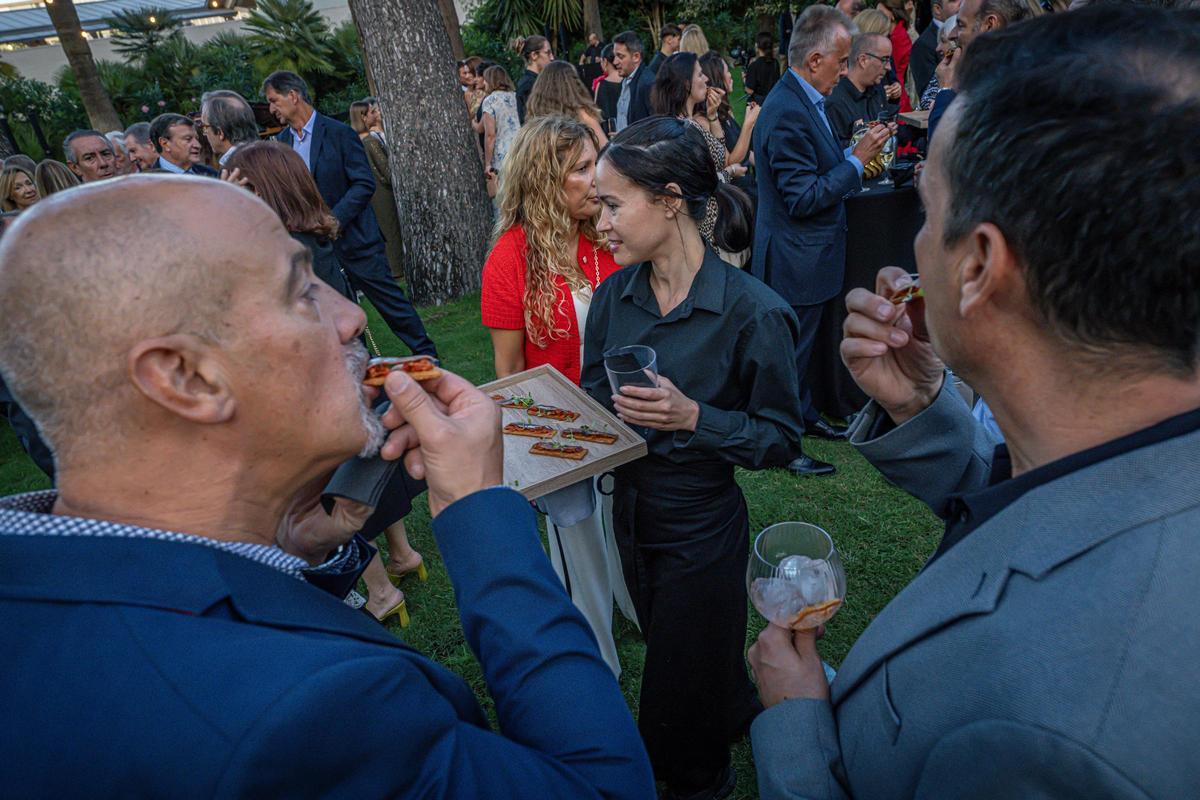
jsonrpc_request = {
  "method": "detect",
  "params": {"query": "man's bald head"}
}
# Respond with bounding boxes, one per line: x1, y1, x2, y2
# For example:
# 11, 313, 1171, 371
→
0, 177, 279, 461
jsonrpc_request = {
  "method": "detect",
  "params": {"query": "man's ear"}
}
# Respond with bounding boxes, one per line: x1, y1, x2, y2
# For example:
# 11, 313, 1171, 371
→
67, 162, 83, 179
959, 221, 1014, 319
128, 335, 236, 424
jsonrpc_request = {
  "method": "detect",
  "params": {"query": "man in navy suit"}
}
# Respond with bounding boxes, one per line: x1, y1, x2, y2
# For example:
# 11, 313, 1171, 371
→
751, 5, 892, 477
263, 71, 436, 357
0, 177, 653, 798
612, 31, 657, 132
148, 113, 220, 177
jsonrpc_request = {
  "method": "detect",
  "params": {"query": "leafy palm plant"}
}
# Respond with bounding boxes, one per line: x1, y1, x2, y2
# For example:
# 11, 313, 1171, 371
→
106, 7, 184, 66
243, 0, 335, 77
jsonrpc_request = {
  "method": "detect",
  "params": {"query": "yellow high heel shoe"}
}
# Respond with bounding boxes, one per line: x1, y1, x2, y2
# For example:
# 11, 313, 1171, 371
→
386, 557, 428, 586
373, 594, 410, 628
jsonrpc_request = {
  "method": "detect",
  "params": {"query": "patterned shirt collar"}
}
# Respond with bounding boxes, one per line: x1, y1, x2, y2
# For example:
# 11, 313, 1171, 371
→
0, 490, 309, 579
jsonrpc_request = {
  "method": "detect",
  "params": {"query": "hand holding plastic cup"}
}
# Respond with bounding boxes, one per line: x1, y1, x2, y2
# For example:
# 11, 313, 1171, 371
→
604, 345, 659, 396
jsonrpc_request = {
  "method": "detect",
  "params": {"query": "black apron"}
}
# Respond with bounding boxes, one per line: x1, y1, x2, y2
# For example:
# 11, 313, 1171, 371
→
612, 456, 761, 792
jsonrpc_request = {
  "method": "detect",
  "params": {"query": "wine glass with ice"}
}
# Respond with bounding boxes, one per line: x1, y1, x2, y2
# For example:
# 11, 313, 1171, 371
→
747, 522, 846, 631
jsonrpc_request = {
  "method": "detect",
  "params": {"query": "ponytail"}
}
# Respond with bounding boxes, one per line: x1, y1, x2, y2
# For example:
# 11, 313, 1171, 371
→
712, 181, 753, 253
602, 116, 754, 254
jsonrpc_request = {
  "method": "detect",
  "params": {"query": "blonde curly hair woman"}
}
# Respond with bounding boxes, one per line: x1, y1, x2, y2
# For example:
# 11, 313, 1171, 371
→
482, 114, 619, 383
479, 114, 630, 678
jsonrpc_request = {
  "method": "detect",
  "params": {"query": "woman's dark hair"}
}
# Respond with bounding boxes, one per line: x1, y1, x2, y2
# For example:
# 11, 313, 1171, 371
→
650, 51, 700, 117
474, 59, 496, 79
698, 51, 732, 121
755, 31, 776, 57
225, 141, 338, 240
601, 115, 752, 253
601, 43, 615, 64
519, 34, 548, 62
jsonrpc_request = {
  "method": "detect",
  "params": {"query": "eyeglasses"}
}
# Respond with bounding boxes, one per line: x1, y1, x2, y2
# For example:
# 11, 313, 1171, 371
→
1038, 0, 1056, 12
863, 53, 893, 66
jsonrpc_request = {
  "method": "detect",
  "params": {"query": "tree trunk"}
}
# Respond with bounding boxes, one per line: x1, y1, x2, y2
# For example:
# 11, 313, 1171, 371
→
349, 0, 491, 305
436, 0, 466, 61
583, 0, 603, 41
45, 0, 122, 132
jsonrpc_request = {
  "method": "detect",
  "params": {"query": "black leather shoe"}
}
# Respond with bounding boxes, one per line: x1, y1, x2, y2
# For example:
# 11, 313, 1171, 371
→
787, 455, 837, 477
805, 418, 850, 441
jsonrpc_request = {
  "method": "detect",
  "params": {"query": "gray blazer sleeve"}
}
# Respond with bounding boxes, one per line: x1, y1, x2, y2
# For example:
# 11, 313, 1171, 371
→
751, 700, 849, 800
848, 375, 1001, 518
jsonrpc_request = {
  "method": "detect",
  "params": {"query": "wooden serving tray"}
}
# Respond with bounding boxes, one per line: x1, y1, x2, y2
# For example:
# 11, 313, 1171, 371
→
898, 109, 930, 129
479, 364, 647, 500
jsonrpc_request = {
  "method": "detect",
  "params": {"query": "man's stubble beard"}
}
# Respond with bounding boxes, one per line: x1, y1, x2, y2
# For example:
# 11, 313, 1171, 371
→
344, 340, 387, 458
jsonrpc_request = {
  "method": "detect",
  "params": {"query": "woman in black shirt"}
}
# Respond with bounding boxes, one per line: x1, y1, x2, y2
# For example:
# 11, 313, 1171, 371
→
744, 31, 781, 104
583, 117, 805, 798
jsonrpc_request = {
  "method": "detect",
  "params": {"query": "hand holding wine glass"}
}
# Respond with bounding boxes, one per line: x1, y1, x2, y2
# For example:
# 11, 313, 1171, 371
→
852, 124, 891, 165
747, 522, 847, 631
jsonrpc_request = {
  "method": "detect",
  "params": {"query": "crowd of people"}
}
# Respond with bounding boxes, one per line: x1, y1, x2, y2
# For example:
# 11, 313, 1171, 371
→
1, 1, 1198, 798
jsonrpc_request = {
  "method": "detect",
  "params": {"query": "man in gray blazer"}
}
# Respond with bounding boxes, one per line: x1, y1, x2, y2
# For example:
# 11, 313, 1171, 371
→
748, 7, 1200, 798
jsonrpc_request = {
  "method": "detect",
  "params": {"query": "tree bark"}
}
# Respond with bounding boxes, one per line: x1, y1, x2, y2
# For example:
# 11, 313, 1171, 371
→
349, 0, 492, 305
45, 0, 123, 131
583, 0, 603, 42
436, 0, 466, 61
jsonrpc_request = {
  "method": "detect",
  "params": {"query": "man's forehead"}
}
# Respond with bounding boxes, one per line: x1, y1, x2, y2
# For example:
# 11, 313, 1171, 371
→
76, 136, 110, 153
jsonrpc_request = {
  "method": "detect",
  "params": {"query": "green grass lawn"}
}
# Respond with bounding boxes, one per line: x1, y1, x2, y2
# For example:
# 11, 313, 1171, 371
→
0, 293, 941, 798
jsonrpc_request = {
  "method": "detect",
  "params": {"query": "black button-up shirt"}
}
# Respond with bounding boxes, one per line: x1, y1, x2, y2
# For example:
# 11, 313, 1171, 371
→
825, 75, 889, 148
932, 404, 1200, 564
581, 248, 805, 471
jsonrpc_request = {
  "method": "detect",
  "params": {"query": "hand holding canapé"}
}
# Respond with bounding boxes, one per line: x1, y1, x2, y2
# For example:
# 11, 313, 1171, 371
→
840, 266, 945, 425
378, 369, 503, 517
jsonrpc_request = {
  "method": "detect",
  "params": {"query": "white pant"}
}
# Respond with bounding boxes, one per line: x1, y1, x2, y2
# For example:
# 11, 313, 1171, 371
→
546, 483, 639, 678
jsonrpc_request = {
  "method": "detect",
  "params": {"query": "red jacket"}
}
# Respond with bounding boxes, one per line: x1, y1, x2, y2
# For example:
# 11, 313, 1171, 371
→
891, 21, 914, 113
481, 225, 620, 384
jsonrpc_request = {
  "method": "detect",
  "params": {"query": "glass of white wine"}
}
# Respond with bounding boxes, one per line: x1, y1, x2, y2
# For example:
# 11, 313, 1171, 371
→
747, 522, 847, 631
851, 122, 871, 193
878, 133, 897, 186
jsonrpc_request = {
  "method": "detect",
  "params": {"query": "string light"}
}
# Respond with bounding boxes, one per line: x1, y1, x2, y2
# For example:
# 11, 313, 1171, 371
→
148, 14, 156, 22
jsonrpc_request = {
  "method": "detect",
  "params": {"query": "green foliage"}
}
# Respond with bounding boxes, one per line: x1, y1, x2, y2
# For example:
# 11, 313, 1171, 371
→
308, 21, 366, 118
0, 75, 88, 159
106, 6, 185, 65
460, 17, 522, 78
243, 0, 336, 77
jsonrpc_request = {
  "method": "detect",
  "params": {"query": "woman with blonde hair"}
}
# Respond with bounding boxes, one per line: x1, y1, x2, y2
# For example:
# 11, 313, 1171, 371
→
1, 166, 39, 212
33, 160, 80, 197
854, 7, 893, 34
527, 60, 608, 147
679, 23, 710, 55
480, 114, 629, 677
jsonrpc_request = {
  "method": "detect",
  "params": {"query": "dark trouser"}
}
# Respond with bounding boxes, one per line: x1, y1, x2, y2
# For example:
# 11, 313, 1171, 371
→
792, 302, 825, 426
613, 459, 760, 794
338, 248, 437, 357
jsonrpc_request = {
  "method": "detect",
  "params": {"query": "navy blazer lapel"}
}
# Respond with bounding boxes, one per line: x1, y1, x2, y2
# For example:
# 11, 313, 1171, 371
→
831, 427, 1200, 704
307, 113, 327, 173
781, 71, 842, 157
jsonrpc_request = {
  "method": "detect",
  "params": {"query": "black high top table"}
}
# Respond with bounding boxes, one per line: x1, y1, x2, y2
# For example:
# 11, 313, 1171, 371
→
806, 175, 925, 420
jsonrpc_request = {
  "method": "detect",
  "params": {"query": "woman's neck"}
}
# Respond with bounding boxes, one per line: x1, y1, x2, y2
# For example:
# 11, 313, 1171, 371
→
648, 228, 706, 313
